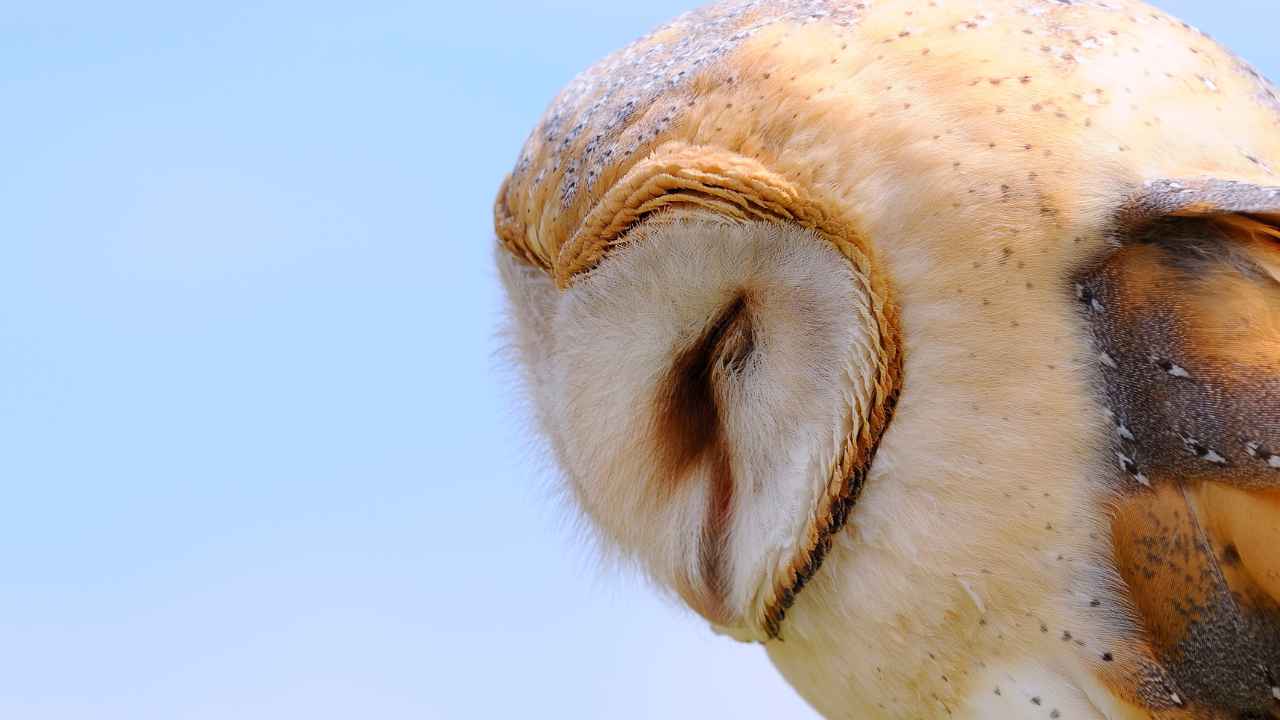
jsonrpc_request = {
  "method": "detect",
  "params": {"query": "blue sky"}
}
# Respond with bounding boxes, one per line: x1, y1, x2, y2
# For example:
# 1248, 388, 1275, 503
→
1, 2, 1275, 718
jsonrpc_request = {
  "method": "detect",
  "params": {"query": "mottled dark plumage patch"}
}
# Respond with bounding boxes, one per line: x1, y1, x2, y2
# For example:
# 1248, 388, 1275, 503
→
1082, 218, 1280, 487
1080, 199, 1280, 718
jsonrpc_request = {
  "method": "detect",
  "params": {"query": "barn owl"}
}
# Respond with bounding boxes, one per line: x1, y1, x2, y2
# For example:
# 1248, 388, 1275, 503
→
493, 0, 1280, 717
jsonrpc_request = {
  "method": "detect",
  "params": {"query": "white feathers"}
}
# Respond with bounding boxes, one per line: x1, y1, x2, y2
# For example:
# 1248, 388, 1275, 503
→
958, 577, 987, 615
498, 214, 878, 634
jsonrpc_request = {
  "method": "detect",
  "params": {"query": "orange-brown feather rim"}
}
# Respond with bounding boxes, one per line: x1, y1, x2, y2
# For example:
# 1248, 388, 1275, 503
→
762, 335, 901, 640
494, 143, 903, 640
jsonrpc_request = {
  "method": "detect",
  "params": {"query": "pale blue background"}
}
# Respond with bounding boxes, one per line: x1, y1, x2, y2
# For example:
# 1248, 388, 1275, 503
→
0, 2, 1274, 718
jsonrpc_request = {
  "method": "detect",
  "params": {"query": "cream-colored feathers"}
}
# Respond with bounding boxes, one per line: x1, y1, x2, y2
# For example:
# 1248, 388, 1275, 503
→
495, 0, 1280, 718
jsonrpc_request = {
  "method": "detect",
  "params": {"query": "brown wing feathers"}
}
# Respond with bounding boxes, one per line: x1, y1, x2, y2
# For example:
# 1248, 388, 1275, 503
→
1082, 207, 1280, 718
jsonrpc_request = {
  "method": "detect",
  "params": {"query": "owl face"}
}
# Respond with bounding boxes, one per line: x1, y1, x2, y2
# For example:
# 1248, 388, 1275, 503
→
494, 1, 1280, 718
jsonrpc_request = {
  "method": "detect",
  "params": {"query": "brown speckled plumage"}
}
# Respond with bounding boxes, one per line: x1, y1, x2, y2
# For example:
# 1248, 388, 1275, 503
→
1081, 205, 1280, 718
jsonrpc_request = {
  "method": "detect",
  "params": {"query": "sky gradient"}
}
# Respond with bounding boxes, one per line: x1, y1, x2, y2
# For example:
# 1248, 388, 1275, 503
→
2, 2, 1277, 718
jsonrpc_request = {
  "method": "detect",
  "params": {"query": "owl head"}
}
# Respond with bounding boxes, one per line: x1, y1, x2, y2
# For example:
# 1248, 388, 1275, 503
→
495, 1, 1280, 717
